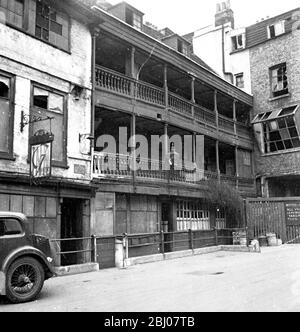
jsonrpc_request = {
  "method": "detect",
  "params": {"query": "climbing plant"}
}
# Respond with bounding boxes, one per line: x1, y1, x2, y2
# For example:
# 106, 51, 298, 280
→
204, 179, 245, 227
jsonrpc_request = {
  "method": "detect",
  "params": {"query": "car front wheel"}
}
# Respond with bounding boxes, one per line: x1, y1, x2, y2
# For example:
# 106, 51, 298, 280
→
6, 257, 45, 304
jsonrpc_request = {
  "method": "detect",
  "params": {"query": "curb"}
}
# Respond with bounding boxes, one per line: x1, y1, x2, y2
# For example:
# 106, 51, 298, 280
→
125, 245, 259, 267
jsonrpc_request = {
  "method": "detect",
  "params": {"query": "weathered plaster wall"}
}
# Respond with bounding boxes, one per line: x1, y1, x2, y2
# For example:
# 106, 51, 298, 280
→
0, 17, 92, 181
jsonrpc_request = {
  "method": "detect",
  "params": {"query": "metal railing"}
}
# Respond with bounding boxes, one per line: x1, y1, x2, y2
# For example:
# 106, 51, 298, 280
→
50, 236, 95, 266
125, 227, 249, 258
49, 228, 248, 268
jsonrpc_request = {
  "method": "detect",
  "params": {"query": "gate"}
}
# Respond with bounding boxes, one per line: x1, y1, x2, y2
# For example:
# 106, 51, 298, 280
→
246, 198, 300, 244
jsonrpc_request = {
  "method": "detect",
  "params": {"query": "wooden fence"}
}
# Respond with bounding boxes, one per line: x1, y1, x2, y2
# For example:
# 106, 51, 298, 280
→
246, 198, 300, 244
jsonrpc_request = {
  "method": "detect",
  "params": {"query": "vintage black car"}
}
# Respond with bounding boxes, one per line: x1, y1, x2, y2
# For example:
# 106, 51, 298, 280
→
0, 212, 55, 303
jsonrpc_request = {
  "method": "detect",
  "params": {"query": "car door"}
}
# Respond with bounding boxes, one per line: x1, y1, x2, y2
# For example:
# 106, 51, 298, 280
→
0, 217, 28, 264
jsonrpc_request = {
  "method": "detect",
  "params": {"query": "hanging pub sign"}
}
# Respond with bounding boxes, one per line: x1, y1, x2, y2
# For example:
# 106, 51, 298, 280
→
29, 130, 54, 180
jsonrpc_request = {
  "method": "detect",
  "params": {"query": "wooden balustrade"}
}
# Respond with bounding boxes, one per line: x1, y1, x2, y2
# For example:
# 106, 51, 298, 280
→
218, 115, 235, 133
168, 92, 193, 116
95, 66, 251, 140
194, 105, 216, 126
92, 152, 255, 192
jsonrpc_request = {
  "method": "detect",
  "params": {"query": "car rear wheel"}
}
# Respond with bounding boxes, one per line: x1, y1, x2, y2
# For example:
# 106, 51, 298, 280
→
6, 257, 45, 304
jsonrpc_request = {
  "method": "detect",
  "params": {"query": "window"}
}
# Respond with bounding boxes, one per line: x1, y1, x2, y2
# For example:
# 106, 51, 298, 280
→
232, 34, 245, 51
176, 201, 210, 231
132, 12, 142, 30
0, 0, 24, 29
242, 150, 251, 166
235, 73, 245, 89
177, 39, 188, 55
0, 73, 14, 159
0, 219, 23, 237
125, 8, 142, 30
263, 116, 300, 153
30, 85, 67, 166
216, 208, 226, 230
35, 0, 69, 51
270, 63, 288, 98
252, 106, 300, 154
267, 20, 285, 39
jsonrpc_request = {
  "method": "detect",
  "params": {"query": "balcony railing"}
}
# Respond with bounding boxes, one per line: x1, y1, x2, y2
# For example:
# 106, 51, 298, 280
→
95, 66, 251, 139
136, 80, 165, 106
194, 104, 216, 127
168, 92, 193, 117
92, 152, 255, 193
219, 114, 235, 133
95, 66, 132, 97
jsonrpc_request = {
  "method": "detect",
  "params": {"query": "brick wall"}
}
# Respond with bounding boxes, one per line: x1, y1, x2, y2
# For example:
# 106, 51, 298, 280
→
250, 29, 300, 179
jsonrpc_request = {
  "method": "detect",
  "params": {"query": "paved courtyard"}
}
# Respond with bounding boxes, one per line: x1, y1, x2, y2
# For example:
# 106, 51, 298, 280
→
1, 245, 300, 312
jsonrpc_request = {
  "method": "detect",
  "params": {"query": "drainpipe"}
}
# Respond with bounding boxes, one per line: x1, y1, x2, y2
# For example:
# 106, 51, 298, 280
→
91, 29, 98, 156
221, 24, 234, 84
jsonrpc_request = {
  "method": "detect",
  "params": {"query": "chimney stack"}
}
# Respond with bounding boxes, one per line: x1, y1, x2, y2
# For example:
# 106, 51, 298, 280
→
215, 0, 234, 28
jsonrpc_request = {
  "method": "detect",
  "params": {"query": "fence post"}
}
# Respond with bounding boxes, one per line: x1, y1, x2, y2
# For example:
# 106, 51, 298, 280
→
160, 231, 165, 255
91, 235, 97, 263
189, 229, 194, 252
245, 227, 249, 247
214, 227, 219, 246
123, 233, 129, 262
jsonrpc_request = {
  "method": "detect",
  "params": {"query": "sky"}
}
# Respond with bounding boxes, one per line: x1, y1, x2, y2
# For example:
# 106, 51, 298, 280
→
107, 0, 300, 35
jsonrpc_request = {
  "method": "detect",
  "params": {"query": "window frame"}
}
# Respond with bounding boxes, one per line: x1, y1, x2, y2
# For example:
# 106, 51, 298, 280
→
29, 82, 68, 168
0, 0, 70, 53
231, 34, 245, 51
0, 218, 25, 238
270, 63, 289, 98
34, 0, 70, 51
0, 70, 15, 160
252, 106, 300, 154
235, 73, 245, 89
267, 20, 285, 39
0, 0, 26, 30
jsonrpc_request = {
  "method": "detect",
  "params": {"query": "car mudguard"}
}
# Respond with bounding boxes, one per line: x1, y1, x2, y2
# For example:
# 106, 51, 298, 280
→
1, 246, 55, 278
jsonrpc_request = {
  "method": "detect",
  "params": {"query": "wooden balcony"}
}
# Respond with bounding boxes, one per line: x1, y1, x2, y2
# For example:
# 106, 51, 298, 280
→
92, 152, 255, 194
95, 66, 252, 142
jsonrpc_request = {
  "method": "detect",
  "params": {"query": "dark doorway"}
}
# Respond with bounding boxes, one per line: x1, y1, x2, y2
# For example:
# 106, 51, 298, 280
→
61, 198, 84, 266
162, 202, 171, 232
161, 201, 174, 253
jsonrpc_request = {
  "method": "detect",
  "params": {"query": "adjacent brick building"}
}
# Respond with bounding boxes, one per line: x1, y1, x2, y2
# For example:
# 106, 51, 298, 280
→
192, 2, 300, 199
250, 9, 300, 197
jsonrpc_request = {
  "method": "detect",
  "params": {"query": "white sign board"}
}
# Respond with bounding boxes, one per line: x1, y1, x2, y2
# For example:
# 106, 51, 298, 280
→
30, 142, 52, 179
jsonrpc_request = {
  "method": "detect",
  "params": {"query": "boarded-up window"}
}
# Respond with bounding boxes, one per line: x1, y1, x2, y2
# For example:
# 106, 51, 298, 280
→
30, 85, 66, 166
0, 0, 24, 29
35, 0, 69, 51
0, 74, 13, 157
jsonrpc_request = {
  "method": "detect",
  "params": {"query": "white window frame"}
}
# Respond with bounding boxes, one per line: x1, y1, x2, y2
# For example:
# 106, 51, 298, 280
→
232, 34, 245, 51
267, 20, 285, 39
